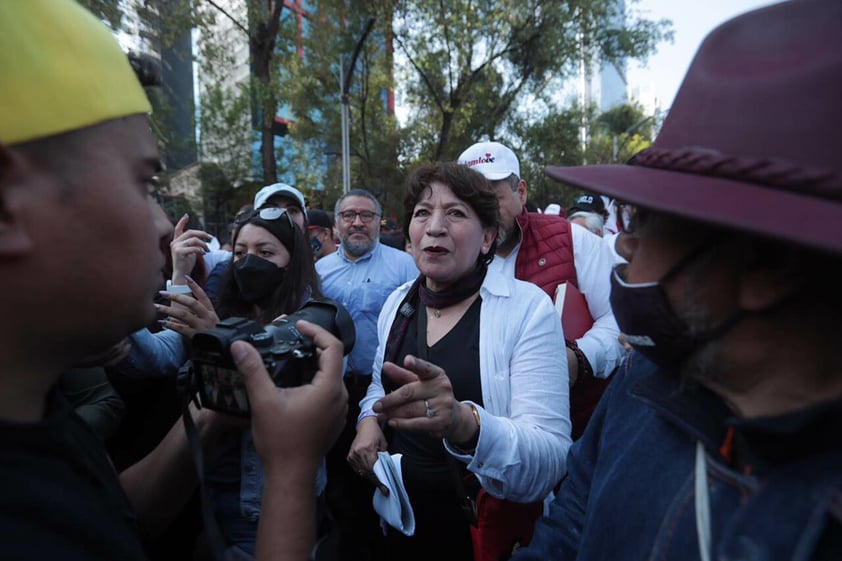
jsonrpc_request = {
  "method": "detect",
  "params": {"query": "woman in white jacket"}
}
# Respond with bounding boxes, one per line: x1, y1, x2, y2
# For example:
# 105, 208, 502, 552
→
348, 162, 571, 560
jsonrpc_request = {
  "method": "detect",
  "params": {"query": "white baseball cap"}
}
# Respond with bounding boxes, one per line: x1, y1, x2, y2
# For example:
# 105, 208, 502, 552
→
457, 141, 520, 181
544, 203, 562, 215
253, 183, 307, 217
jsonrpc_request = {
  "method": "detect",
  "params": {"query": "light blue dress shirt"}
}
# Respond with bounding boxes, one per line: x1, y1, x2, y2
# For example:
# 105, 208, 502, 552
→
316, 242, 418, 376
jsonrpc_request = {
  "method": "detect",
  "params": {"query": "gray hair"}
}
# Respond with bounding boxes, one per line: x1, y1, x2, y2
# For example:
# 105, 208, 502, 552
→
568, 211, 605, 237
334, 189, 382, 217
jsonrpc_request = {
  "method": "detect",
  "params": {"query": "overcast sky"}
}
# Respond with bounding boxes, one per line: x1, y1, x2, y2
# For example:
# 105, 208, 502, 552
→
627, 0, 784, 109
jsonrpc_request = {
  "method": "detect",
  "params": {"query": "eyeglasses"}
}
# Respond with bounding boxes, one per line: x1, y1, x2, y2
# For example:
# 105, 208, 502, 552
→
338, 210, 380, 224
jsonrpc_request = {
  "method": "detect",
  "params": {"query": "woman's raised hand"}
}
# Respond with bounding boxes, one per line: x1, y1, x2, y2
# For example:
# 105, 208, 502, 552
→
374, 355, 478, 446
156, 276, 221, 338
170, 214, 212, 283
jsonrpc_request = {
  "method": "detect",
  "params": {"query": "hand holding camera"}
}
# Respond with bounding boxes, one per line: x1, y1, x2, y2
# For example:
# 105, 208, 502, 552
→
186, 298, 355, 416
231, 320, 348, 471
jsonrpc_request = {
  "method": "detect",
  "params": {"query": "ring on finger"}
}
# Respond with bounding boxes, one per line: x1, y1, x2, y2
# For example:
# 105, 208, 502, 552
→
424, 399, 435, 418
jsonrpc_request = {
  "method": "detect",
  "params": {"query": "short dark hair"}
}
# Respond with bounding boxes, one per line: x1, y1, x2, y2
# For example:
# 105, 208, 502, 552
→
404, 162, 499, 265
334, 189, 382, 217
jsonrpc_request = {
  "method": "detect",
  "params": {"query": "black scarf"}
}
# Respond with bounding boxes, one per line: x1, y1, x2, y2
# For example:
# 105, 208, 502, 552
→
383, 264, 486, 363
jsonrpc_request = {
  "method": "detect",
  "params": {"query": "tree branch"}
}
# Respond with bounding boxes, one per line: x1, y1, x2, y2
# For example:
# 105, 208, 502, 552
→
205, 0, 250, 37
438, 0, 454, 95
394, 33, 446, 114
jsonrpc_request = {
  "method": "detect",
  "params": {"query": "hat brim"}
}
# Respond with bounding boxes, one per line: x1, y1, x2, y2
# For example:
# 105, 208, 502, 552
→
544, 164, 842, 255
268, 193, 300, 206
481, 171, 515, 181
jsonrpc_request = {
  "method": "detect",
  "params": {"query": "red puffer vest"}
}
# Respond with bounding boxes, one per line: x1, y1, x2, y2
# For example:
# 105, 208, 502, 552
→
513, 210, 609, 441
513, 211, 577, 295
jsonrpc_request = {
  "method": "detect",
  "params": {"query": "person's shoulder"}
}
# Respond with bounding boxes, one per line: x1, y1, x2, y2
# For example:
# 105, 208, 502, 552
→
483, 269, 549, 302
511, 275, 555, 305
519, 212, 571, 245
570, 221, 614, 266
379, 280, 414, 319
522, 211, 570, 229
378, 244, 418, 272
379, 243, 413, 261
315, 250, 343, 272
0, 406, 146, 559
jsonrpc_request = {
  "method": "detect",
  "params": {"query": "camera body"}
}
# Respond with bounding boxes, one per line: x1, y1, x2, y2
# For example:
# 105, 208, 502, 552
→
185, 298, 355, 416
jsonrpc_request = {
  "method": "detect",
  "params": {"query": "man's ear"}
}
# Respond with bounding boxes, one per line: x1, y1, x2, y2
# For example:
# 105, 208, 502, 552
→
516, 179, 528, 206
736, 239, 802, 312
0, 143, 36, 258
481, 225, 497, 254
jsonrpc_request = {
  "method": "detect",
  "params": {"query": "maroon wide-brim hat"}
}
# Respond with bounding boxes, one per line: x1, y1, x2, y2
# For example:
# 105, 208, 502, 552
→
545, 0, 842, 254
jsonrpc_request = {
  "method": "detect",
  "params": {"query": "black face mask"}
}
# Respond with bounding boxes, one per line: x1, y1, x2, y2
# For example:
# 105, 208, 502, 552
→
233, 254, 286, 304
609, 241, 743, 371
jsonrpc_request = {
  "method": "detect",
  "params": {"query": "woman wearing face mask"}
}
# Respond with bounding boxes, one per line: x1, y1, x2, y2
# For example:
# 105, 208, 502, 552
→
156, 207, 322, 555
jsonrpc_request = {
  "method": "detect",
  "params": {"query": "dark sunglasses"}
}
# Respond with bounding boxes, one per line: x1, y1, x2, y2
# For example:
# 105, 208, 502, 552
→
236, 206, 296, 228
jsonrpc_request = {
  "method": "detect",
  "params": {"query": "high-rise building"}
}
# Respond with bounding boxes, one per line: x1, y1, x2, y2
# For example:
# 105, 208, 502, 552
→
579, 0, 628, 113
116, 0, 198, 171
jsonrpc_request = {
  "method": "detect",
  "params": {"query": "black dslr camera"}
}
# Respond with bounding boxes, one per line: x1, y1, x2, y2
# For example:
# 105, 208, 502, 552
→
183, 298, 355, 416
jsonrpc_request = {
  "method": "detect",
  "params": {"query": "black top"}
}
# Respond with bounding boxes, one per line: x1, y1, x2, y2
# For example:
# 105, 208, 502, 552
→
381, 297, 483, 559
0, 390, 147, 560
386, 296, 483, 485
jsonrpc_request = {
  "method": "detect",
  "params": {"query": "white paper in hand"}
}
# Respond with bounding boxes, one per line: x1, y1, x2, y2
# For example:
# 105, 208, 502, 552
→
372, 451, 415, 536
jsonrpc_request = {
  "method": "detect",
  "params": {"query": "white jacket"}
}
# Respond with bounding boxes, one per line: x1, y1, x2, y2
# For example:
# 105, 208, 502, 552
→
359, 270, 572, 502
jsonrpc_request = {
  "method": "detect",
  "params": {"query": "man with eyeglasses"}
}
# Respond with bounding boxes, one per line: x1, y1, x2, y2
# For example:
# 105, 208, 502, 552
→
316, 189, 417, 561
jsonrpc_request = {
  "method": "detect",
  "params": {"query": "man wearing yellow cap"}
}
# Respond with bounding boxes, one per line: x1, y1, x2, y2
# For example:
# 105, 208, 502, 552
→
0, 2, 346, 559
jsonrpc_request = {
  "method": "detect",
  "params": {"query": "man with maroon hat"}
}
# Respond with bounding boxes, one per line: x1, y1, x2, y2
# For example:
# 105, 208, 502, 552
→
517, 1, 842, 559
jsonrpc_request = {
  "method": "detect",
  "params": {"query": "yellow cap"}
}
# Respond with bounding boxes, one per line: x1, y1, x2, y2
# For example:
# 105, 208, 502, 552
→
0, 0, 152, 145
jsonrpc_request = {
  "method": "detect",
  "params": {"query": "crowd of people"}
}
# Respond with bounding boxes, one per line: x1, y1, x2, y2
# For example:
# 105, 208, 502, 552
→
1, 1, 840, 561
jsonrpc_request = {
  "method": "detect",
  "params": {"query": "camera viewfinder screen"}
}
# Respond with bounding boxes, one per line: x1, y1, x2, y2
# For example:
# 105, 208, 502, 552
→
198, 364, 250, 416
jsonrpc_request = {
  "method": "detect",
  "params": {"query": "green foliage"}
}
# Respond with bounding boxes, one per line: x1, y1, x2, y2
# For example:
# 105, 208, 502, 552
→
198, 162, 236, 238
199, 82, 255, 186
512, 101, 656, 210
275, 2, 401, 217
367, 0, 671, 166
596, 102, 655, 138
85, 0, 670, 226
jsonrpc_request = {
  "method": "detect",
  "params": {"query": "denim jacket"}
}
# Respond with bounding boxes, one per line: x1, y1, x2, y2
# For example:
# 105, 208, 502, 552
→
239, 430, 326, 521
517, 352, 842, 561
